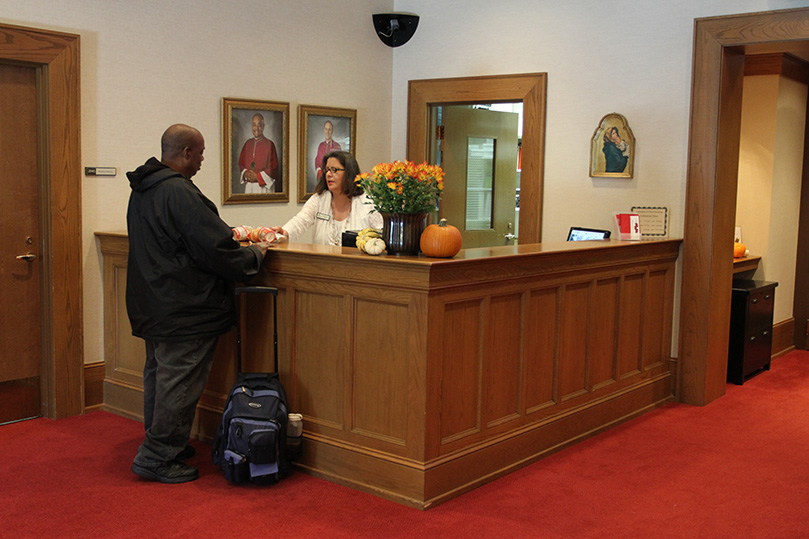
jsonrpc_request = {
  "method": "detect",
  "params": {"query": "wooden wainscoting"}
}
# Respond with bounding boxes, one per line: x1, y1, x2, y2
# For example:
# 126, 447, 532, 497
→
95, 233, 147, 421
96, 233, 680, 508
772, 317, 796, 359
258, 239, 679, 508
83, 362, 105, 412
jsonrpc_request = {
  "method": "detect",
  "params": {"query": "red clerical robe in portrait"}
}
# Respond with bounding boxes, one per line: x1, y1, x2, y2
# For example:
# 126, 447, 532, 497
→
238, 136, 278, 192
315, 139, 342, 179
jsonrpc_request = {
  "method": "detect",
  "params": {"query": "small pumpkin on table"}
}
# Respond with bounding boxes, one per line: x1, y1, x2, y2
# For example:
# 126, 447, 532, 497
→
420, 219, 462, 258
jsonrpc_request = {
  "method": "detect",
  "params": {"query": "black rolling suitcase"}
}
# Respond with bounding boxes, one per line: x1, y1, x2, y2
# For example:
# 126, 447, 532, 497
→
211, 286, 301, 484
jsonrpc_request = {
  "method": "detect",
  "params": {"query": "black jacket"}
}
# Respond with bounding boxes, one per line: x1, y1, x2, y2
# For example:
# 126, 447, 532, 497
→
125, 157, 263, 341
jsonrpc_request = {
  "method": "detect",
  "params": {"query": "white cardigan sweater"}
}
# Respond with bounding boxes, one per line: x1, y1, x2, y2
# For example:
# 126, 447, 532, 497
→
282, 191, 383, 245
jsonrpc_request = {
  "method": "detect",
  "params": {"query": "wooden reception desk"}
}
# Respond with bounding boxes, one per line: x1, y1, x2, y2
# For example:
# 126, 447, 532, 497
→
97, 233, 680, 508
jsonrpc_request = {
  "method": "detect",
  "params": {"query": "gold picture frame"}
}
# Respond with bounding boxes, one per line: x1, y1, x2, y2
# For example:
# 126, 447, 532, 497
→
590, 112, 634, 178
297, 104, 357, 203
222, 98, 289, 204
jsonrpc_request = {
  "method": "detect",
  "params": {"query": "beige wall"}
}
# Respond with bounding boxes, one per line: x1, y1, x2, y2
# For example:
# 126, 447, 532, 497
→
737, 76, 778, 262
1, 0, 395, 364
1, 0, 804, 366
389, 0, 805, 354
390, 0, 806, 241
737, 74, 806, 323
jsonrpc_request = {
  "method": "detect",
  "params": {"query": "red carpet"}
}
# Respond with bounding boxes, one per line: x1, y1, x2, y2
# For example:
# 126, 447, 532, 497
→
2, 352, 809, 538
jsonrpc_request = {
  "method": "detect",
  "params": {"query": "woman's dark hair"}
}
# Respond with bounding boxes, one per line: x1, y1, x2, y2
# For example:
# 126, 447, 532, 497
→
314, 151, 364, 197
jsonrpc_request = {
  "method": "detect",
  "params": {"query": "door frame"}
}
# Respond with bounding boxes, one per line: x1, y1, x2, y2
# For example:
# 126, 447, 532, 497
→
407, 73, 547, 244
680, 7, 809, 405
0, 23, 83, 418
796, 97, 809, 351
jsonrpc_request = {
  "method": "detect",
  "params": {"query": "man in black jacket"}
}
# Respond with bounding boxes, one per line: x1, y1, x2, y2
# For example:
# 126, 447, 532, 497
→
126, 124, 270, 483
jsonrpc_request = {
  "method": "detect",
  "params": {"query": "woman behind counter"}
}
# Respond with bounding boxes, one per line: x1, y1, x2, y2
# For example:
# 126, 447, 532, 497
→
271, 151, 382, 245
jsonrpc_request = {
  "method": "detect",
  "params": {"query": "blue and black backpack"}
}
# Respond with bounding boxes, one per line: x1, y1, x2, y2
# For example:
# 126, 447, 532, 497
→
212, 372, 293, 484
211, 286, 300, 484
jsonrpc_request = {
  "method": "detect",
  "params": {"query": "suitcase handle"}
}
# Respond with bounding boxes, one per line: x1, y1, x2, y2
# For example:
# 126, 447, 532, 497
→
234, 285, 279, 374
235, 286, 278, 296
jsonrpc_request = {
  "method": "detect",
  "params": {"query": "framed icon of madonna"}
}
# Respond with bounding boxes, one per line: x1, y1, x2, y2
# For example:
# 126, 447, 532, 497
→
590, 113, 634, 179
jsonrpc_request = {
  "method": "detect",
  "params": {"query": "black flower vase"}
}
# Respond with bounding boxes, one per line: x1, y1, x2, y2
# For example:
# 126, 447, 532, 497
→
380, 212, 428, 255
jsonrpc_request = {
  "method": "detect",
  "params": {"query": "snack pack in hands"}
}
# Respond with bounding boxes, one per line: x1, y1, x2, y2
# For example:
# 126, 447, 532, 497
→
248, 226, 275, 243
232, 225, 252, 241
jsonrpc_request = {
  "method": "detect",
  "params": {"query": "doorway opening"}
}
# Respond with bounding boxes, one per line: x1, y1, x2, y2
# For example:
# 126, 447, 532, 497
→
735, 53, 809, 354
680, 8, 809, 406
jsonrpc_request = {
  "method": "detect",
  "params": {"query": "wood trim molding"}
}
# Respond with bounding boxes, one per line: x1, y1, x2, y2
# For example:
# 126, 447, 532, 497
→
406, 73, 547, 244
772, 318, 796, 359
83, 362, 105, 412
794, 87, 809, 351
744, 53, 809, 84
0, 23, 83, 418
744, 53, 785, 76
680, 8, 809, 405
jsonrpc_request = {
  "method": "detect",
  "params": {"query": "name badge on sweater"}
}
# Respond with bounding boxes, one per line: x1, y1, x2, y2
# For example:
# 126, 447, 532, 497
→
316, 212, 330, 221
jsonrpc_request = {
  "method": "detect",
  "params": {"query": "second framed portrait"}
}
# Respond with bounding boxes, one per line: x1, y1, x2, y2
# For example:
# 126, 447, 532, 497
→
589, 113, 635, 179
222, 98, 289, 204
298, 105, 357, 203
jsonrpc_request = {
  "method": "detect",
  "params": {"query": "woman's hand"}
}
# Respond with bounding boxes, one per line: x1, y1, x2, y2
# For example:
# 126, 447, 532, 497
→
269, 226, 288, 242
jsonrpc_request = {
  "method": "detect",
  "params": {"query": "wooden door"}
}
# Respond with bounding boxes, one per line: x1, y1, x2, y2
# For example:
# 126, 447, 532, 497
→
440, 106, 519, 248
0, 63, 42, 423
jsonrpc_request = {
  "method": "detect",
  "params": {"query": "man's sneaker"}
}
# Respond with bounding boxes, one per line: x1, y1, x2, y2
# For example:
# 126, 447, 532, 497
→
131, 460, 199, 484
177, 445, 196, 460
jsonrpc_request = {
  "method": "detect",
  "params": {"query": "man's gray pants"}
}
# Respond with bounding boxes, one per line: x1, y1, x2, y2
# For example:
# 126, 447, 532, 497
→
133, 335, 219, 467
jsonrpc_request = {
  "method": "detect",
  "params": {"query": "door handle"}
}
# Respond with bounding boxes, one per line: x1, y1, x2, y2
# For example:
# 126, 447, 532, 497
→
504, 233, 518, 242
16, 253, 37, 261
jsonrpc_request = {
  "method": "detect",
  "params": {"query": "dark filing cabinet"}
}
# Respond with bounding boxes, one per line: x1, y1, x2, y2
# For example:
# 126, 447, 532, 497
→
727, 280, 777, 384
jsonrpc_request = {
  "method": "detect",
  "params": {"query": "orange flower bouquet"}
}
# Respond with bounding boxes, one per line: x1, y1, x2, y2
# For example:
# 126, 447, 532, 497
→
354, 160, 444, 214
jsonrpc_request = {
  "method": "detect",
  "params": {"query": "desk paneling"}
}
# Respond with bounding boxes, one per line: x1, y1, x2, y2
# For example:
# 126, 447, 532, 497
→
97, 234, 680, 508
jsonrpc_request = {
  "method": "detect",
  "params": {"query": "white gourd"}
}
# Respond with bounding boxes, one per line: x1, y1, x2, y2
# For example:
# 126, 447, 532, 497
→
364, 237, 386, 255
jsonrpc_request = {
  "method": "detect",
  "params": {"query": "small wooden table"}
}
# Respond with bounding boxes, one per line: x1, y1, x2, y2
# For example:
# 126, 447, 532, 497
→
732, 255, 761, 274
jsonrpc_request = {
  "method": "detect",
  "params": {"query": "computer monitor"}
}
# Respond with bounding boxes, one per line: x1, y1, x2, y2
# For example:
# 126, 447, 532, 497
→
567, 227, 611, 241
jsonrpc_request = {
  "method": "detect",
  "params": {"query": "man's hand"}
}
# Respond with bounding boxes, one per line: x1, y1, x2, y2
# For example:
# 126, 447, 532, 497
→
254, 240, 271, 256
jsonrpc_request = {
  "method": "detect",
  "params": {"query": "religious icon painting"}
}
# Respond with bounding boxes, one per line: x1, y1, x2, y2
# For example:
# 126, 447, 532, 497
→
589, 113, 635, 179
297, 104, 357, 203
222, 98, 290, 204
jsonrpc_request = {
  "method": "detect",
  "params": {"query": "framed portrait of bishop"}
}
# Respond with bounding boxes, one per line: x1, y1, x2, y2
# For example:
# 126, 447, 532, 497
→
222, 98, 290, 204
297, 104, 357, 203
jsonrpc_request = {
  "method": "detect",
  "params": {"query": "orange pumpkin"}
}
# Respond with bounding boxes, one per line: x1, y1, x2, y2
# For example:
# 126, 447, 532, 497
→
420, 219, 462, 258
733, 242, 746, 258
